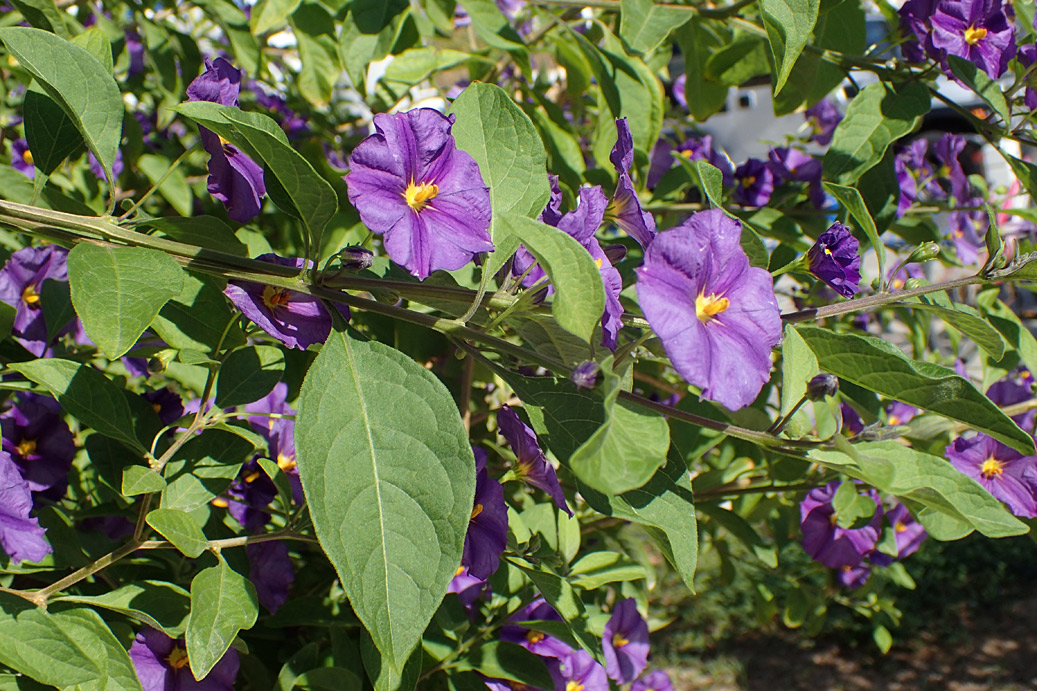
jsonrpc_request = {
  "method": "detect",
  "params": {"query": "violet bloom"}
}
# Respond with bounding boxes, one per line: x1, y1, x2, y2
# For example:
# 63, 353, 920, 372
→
887, 261, 925, 291
886, 402, 917, 427
346, 108, 493, 280
0, 450, 50, 564
898, 0, 938, 62
498, 405, 571, 516
930, 0, 1015, 79
769, 147, 824, 208
125, 29, 145, 77
243, 381, 291, 437
635, 210, 782, 410
129, 626, 238, 691
932, 133, 969, 201
949, 200, 986, 265
672, 73, 687, 109
88, 148, 124, 181
447, 565, 486, 610
1019, 45, 1037, 110
947, 433, 1037, 518
632, 670, 675, 691
251, 83, 308, 139
144, 388, 186, 427
804, 100, 842, 146
603, 598, 650, 683
650, 135, 734, 189
186, 57, 267, 224
807, 222, 862, 299
224, 253, 335, 350
550, 650, 608, 691
895, 155, 917, 218
732, 158, 774, 207
607, 118, 656, 249
11, 138, 34, 178
500, 598, 573, 660
462, 448, 508, 579
2, 393, 76, 500
885, 503, 928, 560
247, 540, 294, 614
800, 481, 882, 568
220, 458, 277, 533
987, 369, 1036, 431
0, 244, 69, 356
837, 563, 871, 589
268, 417, 302, 504
840, 403, 864, 436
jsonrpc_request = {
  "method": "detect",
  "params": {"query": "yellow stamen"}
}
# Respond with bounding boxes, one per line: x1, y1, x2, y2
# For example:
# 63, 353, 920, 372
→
454, 565, 465, 577
151, 403, 162, 414
470, 503, 483, 520
22, 149, 33, 165
595, 258, 603, 269
566, 682, 584, 691
15, 439, 36, 457
526, 630, 545, 644
888, 415, 901, 426
964, 25, 987, 45
262, 285, 291, 309
277, 453, 296, 472
211, 497, 229, 508
824, 247, 833, 256
894, 520, 907, 533
741, 176, 756, 188
166, 646, 190, 670
244, 470, 260, 484
21, 285, 40, 309
981, 457, 1004, 479
612, 632, 629, 648
695, 292, 730, 323
403, 180, 439, 212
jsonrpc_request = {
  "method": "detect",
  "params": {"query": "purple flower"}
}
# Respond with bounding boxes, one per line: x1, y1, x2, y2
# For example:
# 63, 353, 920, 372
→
807, 222, 862, 299
224, 253, 335, 350
129, 626, 238, 691
886, 402, 917, 427
603, 598, 649, 683
268, 418, 302, 504
570, 361, 601, 390
346, 109, 493, 280
768, 147, 824, 207
885, 503, 928, 560
987, 369, 1035, 431
500, 598, 573, 660
144, 388, 186, 427
1019, 45, 1037, 110
462, 448, 508, 579
947, 434, 1037, 518
732, 158, 774, 207
0, 450, 50, 564
887, 261, 925, 291
635, 210, 782, 410
841, 403, 864, 436
1, 393, 75, 500
88, 148, 124, 181
186, 57, 267, 224
125, 29, 145, 77
800, 481, 882, 568
11, 138, 34, 178
837, 563, 871, 589
497, 406, 571, 516
930, 0, 1015, 79
247, 540, 294, 614
672, 73, 687, 109
0, 244, 69, 356
243, 382, 291, 436
607, 119, 656, 249
804, 100, 842, 146
632, 670, 675, 691
220, 459, 277, 533
949, 200, 986, 265
895, 155, 917, 218
647, 135, 734, 190
550, 650, 608, 691
933, 133, 969, 201
251, 82, 309, 139
447, 565, 486, 610
899, 0, 938, 61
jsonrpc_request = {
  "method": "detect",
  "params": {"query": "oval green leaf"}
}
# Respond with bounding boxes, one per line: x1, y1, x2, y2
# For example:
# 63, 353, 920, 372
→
186, 559, 258, 680
215, 345, 286, 408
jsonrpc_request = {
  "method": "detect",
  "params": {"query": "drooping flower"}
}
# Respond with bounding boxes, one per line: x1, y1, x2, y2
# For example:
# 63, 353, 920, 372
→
11, 138, 34, 178
732, 158, 774, 207
500, 598, 573, 660
224, 253, 336, 350
462, 448, 508, 579
804, 100, 842, 146
947, 433, 1037, 518
247, 540, 294, 614
129, 626, 239, 691
186, 57, 267, 224
632, 670, 675, 691
607, 119, 656, 249
345, 108, 493, 280
930, 0, 1016, 79
550, 650, 608, 691
0, 449, 51, 564
1, 393, 76, 500
800, 481, 882, 568
603, 598, 650, 683
807, 222, 862, 299
635, 209, 782, 410
497, 406, 571, 516
0, 244, 69, 356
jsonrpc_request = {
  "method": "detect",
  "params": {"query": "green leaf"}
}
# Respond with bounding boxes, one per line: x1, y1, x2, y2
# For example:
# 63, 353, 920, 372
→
509, 560, 602, 658
759, 0, 819, 94
0, 27, 124, 185
160, 430, 255, 512
698, 503, 778, 566
673, 17, 731, 122
291, 2, 340, 107
904, 300, 1005, 360
981, 298, 1037, 376
23, 88, 82, 175
453, 641, 555, 691
384, 46, 488, 85
146, 508, 207, 558
447, 82, 550, 279
39, 278, 73, 342
8, 358, 145, 455
53, 581, 191, 637
138, 155, 193, 216
457, 0, 531, 76
151, 271, 246, 354
704, 32, 770, 86
948, 55, 1010, 125
619, 0, 691, 54
822, 81, 930, 185
675, 157, 724, 209
822, 181, 886, 274
0, 302, 13, 346
215, 345, 285, 408
186, 558, 259, 680
67, 244, 185, 359
811, 442, 1028, 538
250, 0, 301, 34
7, 0, 68, 38
781, 325, 819, 417
568, 551, 648, 590
999, 152, 1037, 207
0, 594, 143, 691
338, 0, 407, 93
496, 212, 605, 343
295, 330, 475, 677
139, 217, 249, 257
70, 27, 112, 73
122, 465, 166, 496
795, 326, 1035, 454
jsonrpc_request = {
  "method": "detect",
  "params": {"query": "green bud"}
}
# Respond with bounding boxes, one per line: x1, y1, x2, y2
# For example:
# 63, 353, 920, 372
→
906, 242, 940, 263
903, 277, 926, 290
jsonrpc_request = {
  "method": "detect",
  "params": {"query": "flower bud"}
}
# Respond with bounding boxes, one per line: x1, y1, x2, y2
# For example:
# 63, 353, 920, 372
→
903, 277, 926, 290
906, 242, 940, 263
603, 244, 628, 265
529, 285, 550, 306
147, 349, 178, 374
570, 361, 602, 390
806, 373, 839, 400
337, 246, 374, 272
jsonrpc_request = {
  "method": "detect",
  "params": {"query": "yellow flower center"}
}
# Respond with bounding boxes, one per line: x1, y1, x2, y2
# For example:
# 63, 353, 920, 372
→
262, 285, 291, 309
566, 683, 584, 691
981, 457, 1004, 479
612, 632, 629, 648
21, 148, 33, 165
211, 497, 229, 508
277, 452, 296, 472
21, 284, 40, 309
741, 176, 756, 188
454, 565, 465, 577
470, 503, 483, 520
894, 520, 907, 533
403, 180, 438, 212
166, 646, 190, 670
695, 292, 730, 323
964, 25, 987, 45
15, 439, 36, 457
888, 415, 901, 426
678, 148, 695, 158
526, 630, 545, 644
824, 247, 833, 256
244, 470, 261, 484
595, 258, 603, 269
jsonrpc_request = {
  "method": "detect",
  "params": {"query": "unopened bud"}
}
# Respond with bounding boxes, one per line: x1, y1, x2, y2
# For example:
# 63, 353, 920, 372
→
147, 349, 177, 374
529, 285, 549, 306
906, 242, 940, 263
603, 244, 628, 265
338, 245, 374, 271
806, 373, 838, 400
570, 361, 602, 390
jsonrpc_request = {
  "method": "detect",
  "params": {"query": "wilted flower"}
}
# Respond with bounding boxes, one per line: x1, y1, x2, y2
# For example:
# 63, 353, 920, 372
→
2, 393, 76, 500
0, 450, 50, 564
247, 540, 294, 614
186, 57, 267, 224
224, 254, 336, 350
497, 405, 571, 516
607, 119, 656, 249
947, 433, 1037, 518
551, 650, 608, 691
800, 481, 882, 568
603, 598, 650, 682
632, 670, 675, 691
733, 158, 774, 207
807, 222, 862, 299
635, 210, 782, 410
129, 626, 238, 691
346, 108, 493, 280
462, 448, 508, 579
11, 138, 34, 178
930, 0, 1015, 79
0, 244, 69, 356
804, 100, 842, 146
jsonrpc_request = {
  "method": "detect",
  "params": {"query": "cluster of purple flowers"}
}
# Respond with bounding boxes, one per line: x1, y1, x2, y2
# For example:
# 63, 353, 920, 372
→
899, 0, 1016, 79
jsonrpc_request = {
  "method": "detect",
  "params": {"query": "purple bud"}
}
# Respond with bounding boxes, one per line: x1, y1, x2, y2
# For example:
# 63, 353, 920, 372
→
570, 361, 602, 390
806, 373, 839, 400
337, 246, 374, 272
